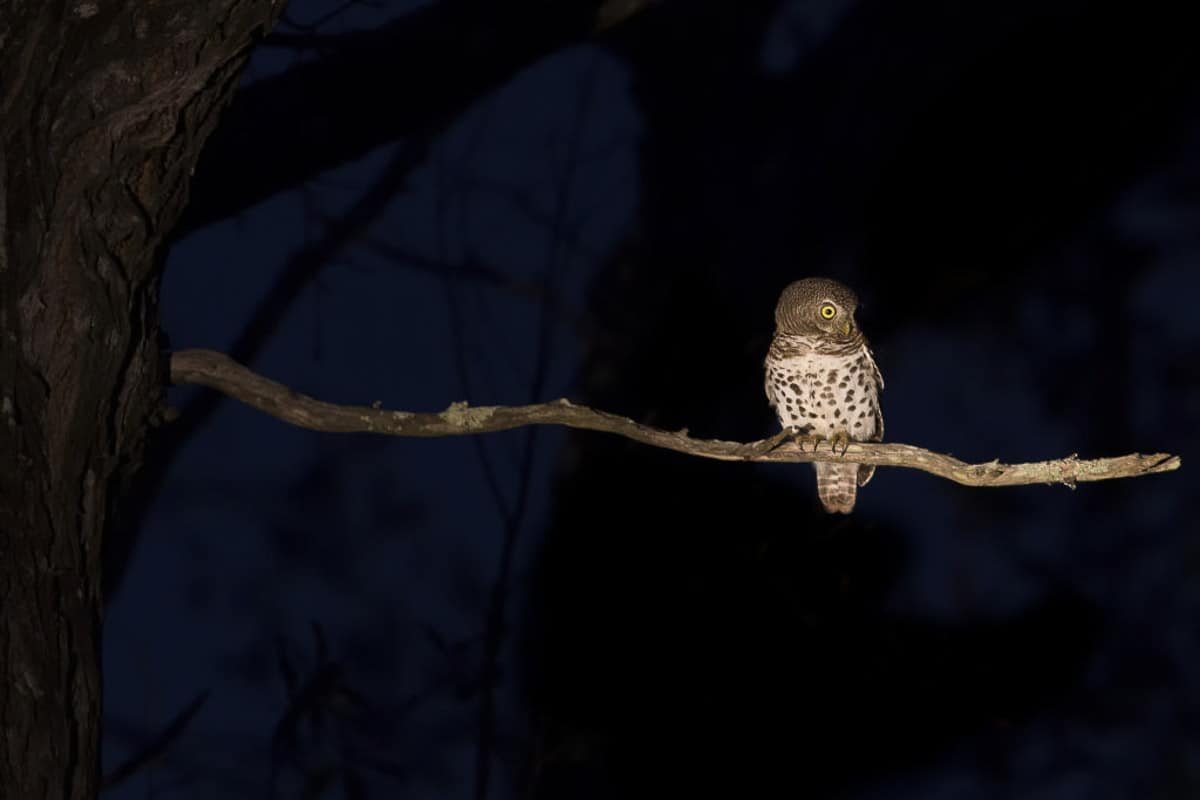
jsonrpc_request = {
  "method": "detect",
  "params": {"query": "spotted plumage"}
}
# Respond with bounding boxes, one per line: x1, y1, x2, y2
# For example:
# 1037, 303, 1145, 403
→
764, 277, 883, 513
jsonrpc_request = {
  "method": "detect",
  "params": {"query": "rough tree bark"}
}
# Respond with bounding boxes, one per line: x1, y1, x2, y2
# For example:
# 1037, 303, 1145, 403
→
0, 3, 283, 798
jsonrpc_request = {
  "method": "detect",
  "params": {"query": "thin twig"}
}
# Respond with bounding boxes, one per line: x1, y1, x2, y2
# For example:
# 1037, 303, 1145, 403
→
101, 690, 210, 791
470, 57, 599, 800
169, 349, 1182, 488
108, 141, 428, 602
431, 127, 515, 800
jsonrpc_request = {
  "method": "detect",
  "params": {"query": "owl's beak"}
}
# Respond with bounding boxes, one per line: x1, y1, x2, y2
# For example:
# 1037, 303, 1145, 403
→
841, 320, 852, 336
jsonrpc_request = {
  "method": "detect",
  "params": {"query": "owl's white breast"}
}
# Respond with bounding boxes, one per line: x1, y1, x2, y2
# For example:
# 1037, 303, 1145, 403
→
765, 345, 881, 441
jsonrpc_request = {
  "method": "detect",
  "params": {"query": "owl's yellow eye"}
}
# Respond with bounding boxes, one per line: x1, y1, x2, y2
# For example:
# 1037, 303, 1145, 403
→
819, 303, 837, 320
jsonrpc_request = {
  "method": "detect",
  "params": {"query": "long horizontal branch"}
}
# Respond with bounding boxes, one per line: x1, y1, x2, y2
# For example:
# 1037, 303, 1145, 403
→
169, 349, 1181, 488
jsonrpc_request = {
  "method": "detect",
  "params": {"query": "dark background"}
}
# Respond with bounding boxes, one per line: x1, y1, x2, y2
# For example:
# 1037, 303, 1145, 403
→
101, 1, 1199, 798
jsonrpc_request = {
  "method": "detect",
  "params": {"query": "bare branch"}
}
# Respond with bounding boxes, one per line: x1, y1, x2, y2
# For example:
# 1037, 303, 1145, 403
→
170, 349, 1181, 488
105, 141, 428, 603
596, 0, 660, 31
180, 0, 655, 235
101, 690, 210, 791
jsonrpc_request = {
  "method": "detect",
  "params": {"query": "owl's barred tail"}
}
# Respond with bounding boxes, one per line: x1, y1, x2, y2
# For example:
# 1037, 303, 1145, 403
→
814, 462, 857, 514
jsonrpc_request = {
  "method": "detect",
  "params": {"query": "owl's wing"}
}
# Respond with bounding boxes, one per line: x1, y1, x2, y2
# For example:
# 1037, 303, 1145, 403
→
865, 345, 883, 442
763, 354, 783, 413
866, 345, 884, 391
857, 346, 884, 487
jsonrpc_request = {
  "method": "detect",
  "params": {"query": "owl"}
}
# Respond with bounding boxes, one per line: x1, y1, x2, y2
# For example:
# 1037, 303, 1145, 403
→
764, 277, 883, 514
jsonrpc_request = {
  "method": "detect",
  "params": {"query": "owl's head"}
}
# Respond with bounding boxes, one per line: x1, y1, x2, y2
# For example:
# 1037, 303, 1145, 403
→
774, 277, 861, 339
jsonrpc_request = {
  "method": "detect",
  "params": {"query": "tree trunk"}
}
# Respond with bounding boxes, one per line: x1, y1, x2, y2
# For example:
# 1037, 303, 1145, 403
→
0, 3, 282, 797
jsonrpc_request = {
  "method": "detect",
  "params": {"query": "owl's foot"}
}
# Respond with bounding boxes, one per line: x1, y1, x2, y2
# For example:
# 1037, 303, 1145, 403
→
783, 425, 824, 453
749, 425, 818, 455
826, 429, 851, 456
747, 427, 794, 455
795, 433, 825, 453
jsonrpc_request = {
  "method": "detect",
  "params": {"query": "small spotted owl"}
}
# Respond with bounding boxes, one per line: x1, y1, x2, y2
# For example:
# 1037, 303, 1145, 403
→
764, 277, 883, 514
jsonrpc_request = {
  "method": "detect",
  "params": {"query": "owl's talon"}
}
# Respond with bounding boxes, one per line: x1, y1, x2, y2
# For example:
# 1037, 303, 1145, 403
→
755, 425, 819, 454
828, 430, 851, 456
787, 427, 821, 453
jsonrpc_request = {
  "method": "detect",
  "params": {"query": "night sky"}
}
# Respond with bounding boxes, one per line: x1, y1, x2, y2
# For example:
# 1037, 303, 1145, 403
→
101, 2, 1199, 798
